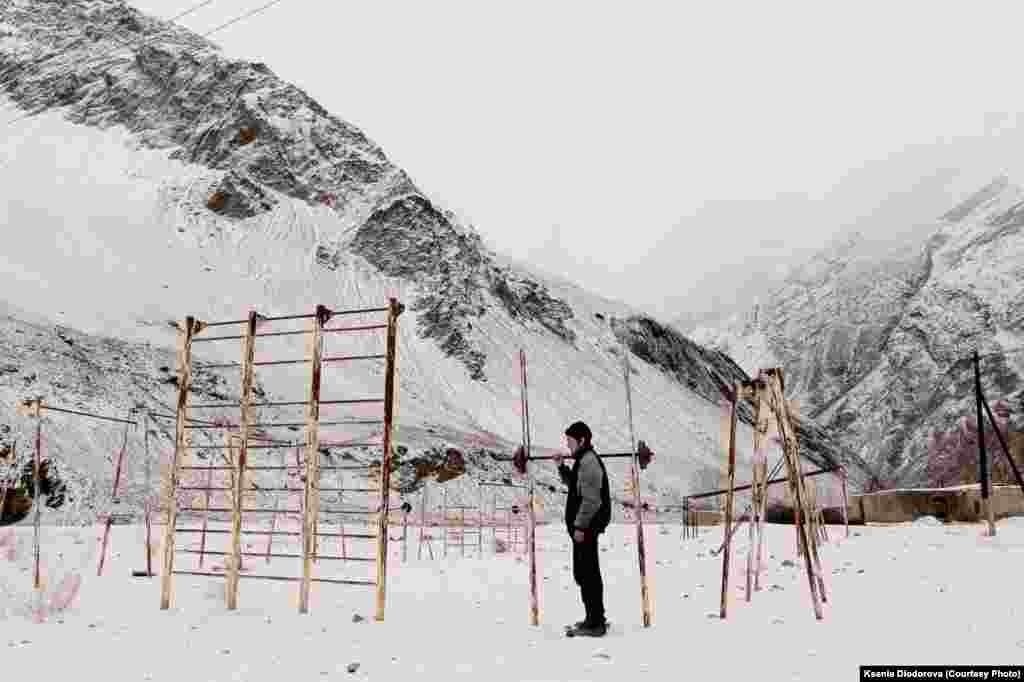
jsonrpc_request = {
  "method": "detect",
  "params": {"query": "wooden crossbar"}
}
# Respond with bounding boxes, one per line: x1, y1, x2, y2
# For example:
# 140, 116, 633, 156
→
172, 570, 375, 586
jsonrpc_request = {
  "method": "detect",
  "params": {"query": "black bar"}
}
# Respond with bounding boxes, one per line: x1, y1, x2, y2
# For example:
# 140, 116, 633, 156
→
686, 466, 834, 501
39, 405, 138, 426
980, 389, 1024, 495
323, 354, 386, 363
974, 351, 991, 500
171, 570, 375, 586
322, 324, 387, 334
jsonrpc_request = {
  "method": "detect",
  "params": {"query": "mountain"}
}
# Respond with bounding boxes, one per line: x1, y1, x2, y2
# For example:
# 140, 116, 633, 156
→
691, 177, 1024, 488
0, 0, 852, 520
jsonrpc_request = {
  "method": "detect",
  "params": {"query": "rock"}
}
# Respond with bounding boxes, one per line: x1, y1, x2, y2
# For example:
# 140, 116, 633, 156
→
857, 569, 865, 574
772, 618, 785, 625
346, 662, 360, 674
352, 614, 365, 623
781, 559, 796, 567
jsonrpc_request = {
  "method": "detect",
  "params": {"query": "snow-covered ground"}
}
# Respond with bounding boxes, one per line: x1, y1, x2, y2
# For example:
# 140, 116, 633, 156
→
3, 518, 1022, 681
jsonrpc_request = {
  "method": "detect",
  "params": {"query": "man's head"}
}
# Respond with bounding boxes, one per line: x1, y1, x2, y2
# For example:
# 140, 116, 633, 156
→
564, 421, 592, 455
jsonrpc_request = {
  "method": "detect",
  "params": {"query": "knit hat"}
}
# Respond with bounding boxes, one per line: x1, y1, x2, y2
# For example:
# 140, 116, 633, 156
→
564, 421, 592, 444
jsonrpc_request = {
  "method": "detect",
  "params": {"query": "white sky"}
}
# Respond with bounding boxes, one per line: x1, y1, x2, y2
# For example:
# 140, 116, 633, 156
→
129, 0, 1024, 321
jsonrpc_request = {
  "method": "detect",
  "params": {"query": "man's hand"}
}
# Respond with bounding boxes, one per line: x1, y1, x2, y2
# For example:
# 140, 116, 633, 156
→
573, 529, 586, 543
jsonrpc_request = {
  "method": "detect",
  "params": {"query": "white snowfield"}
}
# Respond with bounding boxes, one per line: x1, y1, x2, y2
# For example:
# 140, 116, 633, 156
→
2, 518, 1022, 681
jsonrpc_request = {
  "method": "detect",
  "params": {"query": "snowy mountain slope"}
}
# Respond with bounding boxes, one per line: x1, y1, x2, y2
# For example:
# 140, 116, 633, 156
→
692, 178, 1024, 487
0, 0, 851, 514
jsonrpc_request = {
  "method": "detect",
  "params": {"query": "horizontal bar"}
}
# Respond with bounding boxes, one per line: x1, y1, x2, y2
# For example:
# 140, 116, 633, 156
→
188, 399, 383, 409
330, 306, 389, 317
39, 405, 138, 426
320, 442, 381, 448
254, 420, 384, 428
200, 359, 311, 370
322, 324, 387, 334
493, 451, 636, 462
191, 329, 310, 343
175, 549, 374, 562
182, 444, 291, 450
447, 505, 478, 509
685, 466, 836, 501
178, 507, 379, 515
478, 482, 527, 489
171, 570, 376, 586
322, 354, 386, 363
174, 529, 378, 540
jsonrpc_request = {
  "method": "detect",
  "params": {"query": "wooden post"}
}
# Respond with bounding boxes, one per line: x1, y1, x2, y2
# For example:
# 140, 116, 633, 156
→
719, 386, 739, 618
443, 488, 449, 558
375, 298, 401, 621
520, 349, 540, 626
402, 507, 409, 562
621, 348, 652, 627
840, 466, 850, 540
161, 317, 199, 610
144, 415, 153, 577
227, 311, 257, 610
30, 398, 43, 591
417, 486, 427, 560
478, 486, 483, 559
765, 369, 823, 620
338, 473, 348, 560
98, 419, 131, 576
974, 351, 996, 536
300, 306, 326, 614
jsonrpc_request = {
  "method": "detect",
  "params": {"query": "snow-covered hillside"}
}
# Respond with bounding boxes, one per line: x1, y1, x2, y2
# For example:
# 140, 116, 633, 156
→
693, 178, 1024, 487
0, 0, 852, 517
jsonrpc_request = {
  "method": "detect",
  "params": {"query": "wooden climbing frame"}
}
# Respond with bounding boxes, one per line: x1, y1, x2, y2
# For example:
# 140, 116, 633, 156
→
158, 301, 403, 618
717, 368, 830, 621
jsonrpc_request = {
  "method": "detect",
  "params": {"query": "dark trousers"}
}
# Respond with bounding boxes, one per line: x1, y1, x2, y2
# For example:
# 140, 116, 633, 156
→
571, 533, 605, 625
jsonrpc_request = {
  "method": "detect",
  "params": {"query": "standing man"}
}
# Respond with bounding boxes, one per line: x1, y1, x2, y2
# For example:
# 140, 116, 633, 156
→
555, 421, 611, 637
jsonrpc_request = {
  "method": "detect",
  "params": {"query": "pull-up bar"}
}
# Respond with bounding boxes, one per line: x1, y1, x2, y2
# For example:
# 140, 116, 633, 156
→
201, 306, 391, 329
492, 441, 655, 474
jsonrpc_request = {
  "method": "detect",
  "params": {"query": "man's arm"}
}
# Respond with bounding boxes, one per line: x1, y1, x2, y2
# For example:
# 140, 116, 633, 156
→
573, 453, 603, 530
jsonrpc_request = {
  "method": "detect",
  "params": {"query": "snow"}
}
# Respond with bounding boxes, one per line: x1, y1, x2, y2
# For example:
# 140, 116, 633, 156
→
3, 519, 1023, 680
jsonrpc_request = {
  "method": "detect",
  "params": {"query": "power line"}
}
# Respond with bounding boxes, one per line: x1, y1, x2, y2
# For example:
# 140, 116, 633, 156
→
0, 0, 218, 94
2, 0, 289, 129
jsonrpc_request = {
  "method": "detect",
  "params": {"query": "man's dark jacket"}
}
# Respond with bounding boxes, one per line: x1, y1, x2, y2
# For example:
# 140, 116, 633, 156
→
558, 446, 612, 537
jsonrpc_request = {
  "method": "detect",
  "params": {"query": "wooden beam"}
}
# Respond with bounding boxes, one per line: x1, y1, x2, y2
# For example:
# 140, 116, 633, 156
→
764, 369, 824, 620
622, 348, 652, 627
227, 311, 257, 610
160, 317, 199, 610
31, 398, 43, 590
300, 305, 326, 614
720, 385, 738, 619
98, 418, 131, 576
377, 296, 400, 621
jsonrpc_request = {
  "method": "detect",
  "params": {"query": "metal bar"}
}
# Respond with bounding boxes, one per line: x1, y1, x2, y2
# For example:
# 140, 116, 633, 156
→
191, 329, 311, 343
182, 445, 292, 450
176, 549, 374, 561
323, 354, 386, 363
319, 442, 381, 448
40, 404, 138, 426
686, 466, 835, 501
320, 399, 384, 406
178, 506, 376, 515
188, 399, 382, 409
171, 570, 376, 586
322, 324, 387, 334
200, 359, 312, 370
330, 306, 390, 316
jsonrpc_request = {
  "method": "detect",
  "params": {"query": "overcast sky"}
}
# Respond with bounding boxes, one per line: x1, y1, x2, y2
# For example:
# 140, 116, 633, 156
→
131, 0, 1024, 322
